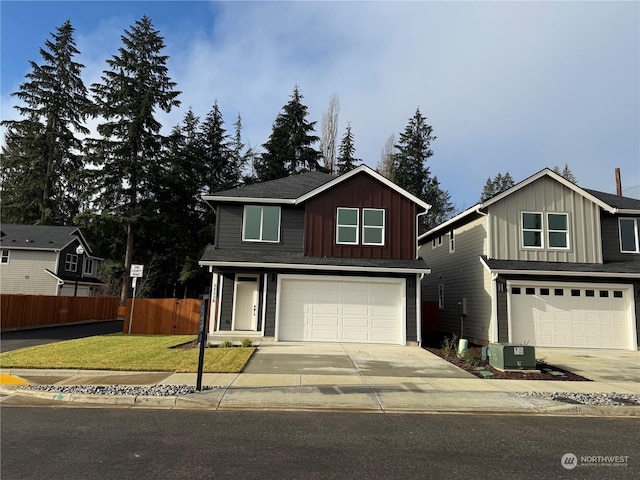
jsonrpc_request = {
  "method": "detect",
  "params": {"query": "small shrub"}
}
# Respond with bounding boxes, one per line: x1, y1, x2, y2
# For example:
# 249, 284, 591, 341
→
241, 338, 253, 347
219, 340, 233, 348
441, 334, 459, 358
461, 349, 483, 367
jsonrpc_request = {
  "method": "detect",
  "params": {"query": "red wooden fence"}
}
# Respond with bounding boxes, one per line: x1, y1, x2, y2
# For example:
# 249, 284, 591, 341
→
121, 298, 202, 335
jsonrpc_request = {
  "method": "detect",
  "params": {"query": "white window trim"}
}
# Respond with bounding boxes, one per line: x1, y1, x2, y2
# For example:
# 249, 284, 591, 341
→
432, 236, 442, 249
362, 208, 385, 246
242, 205, 281, 243
65, 253, 79, 272
449, 230, 455, 253
619, 218, 640, 253
1, 250, 9, 265
84, 258, 95, 276
438, 284, 444, 309
521, 211, 544, 249
336, 207, 359, 245
547, 212, 570, 250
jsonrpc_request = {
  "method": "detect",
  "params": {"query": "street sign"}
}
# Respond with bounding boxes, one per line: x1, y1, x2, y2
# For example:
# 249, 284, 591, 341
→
130, 264, 144, 278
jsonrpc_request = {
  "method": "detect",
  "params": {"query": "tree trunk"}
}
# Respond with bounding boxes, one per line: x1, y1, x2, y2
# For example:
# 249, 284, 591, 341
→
119, 221, 134, 306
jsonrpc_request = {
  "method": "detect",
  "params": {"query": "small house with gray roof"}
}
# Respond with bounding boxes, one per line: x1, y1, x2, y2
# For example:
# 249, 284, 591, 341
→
0, 225, 104, 296
418, 168, 640, 350
199, 165, 431, 345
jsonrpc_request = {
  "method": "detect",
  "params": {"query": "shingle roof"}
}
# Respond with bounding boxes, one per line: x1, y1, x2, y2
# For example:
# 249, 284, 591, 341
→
200, 246, 430, 273
0, 224, 83, 251
209, 171, 334, 200
481, 256, 640, 276
583, 189, 640, 210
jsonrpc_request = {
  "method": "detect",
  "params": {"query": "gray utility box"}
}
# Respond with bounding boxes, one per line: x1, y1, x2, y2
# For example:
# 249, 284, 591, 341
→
488, 343, 536, 370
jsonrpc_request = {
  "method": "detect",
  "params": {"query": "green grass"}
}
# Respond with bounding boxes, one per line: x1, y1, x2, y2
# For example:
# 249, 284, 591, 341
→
0, 335, 255, 373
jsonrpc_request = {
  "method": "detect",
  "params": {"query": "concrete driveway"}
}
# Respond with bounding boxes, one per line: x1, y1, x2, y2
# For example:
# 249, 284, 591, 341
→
534, 347, 640, 383
242, 342, 475, 378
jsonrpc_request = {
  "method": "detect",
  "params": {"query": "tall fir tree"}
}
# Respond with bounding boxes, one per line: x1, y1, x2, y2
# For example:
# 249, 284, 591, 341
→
87, 15, 180, 304
553, 164, 578, 184
199, 101, 238, 193
1, 20, 90, 225
480, 172, 515, 202
335, 123, 360, 175
255, 85, 321, 181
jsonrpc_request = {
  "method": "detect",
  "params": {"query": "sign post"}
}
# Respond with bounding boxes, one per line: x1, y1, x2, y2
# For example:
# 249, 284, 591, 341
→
128, 264, 144, 335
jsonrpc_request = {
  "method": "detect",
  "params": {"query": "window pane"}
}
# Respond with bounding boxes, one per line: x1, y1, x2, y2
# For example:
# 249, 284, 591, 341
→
523, 231, 542, 247
363, 209, 384, 227
548, 213, 567, 230
338, 226, 357, 243
523, 213, 542, 229
338, 208, 358, 226
363, 227, 383, 245
620, 219, 637, 252
549, 231, 568, 248
261, 207, 280, 241
244, 206, 262, 240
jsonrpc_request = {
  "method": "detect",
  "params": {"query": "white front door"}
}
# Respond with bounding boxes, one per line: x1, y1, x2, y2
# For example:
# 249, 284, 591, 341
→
233, 276, 259, 331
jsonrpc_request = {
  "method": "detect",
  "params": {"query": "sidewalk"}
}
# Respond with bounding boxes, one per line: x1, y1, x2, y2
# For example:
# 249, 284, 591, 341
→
2, 366, 639, 416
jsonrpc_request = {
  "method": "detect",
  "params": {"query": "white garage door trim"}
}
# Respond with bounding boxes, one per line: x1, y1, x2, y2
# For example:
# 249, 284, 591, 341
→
275, 274, 406, 345
507, 280, 637, 350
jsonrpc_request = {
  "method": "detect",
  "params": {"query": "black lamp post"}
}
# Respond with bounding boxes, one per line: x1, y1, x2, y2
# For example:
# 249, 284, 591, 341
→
74, 245, 84, 297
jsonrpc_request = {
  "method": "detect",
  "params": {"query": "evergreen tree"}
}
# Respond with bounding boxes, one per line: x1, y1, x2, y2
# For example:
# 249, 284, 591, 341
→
255, 86, 321, 181
335, 123, 360, 175
87, 16, 180, 304
480, 172, 515, 202
424, 176, 455, 231
200, 101, 235, 193
1, 20, 90, 225
553, 164, 578, 184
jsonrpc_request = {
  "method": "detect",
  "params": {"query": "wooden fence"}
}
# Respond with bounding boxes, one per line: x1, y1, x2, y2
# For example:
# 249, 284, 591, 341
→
120, 298, 203, 335
1, 294, 119, 330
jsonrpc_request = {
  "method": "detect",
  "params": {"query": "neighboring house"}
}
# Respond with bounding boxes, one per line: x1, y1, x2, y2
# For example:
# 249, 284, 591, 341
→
199, 165, 431, 345
418, 168, 640, 351
0, 225, 104, 297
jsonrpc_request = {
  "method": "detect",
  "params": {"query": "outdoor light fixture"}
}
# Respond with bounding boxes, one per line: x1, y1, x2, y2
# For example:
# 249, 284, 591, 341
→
74, 245, 85, 296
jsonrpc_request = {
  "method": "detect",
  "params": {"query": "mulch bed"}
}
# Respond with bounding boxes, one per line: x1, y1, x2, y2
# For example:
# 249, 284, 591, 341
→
425, 345, 592, 381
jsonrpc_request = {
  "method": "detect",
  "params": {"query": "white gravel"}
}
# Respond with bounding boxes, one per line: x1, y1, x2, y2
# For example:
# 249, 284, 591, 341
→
17, 384, 217, 396
518, 391, 640, 406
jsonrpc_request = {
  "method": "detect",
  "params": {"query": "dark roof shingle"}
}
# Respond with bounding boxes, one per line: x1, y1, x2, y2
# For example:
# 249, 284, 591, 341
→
208, 171, 334, 200
584, 189, 640, 210
0, 224, 82, 251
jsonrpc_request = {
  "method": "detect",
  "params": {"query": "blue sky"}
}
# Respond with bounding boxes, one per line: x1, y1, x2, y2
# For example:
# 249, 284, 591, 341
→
2, 0, 639, 209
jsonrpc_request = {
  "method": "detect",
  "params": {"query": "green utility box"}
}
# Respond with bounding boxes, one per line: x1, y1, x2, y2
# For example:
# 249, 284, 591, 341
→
488, 343, 536, 370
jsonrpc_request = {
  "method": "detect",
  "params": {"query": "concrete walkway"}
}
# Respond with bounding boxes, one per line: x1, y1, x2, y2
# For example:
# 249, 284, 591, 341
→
1, 343, 639, 416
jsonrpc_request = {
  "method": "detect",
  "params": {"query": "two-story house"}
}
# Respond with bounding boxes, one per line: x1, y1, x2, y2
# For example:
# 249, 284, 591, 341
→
418, 168, 640, 351
0, 224, 104, 297
199, 165, 431, 345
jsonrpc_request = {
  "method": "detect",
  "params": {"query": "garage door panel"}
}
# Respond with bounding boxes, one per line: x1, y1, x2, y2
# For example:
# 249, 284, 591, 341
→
279, 277, 403, 344
510, 283, 633, 349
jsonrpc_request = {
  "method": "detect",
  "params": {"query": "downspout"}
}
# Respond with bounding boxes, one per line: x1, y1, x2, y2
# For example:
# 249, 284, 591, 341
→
415, 210, 429, 346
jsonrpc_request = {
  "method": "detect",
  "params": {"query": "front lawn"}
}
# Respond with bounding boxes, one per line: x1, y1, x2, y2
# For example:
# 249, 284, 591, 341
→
0, 335, 254, 373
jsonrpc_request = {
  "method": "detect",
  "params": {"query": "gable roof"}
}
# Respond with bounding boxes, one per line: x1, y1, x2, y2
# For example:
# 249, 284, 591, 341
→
202, 165, 432, 211
419, 168, 640, 243
0, 224, 92, 254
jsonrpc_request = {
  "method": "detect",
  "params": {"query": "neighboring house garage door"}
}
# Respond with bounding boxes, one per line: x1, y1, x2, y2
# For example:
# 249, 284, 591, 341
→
277, 275, 405, 344
508, 281, 635, 349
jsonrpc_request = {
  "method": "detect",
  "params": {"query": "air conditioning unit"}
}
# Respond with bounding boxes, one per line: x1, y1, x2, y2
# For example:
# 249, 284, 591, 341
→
488, 343, 536, 370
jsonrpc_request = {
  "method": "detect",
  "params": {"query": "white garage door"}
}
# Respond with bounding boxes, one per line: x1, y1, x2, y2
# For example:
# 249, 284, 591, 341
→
278, 275, 404, 344
509, 282, 634, 349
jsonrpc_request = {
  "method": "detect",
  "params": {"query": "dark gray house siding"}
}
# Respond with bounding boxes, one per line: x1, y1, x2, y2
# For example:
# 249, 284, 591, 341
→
215, 204, 304, 252
601, 213, 640, 262
217, 273, 235, 331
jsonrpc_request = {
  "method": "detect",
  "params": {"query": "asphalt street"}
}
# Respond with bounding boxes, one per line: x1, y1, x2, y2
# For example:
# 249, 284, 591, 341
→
1, 407, 638, 480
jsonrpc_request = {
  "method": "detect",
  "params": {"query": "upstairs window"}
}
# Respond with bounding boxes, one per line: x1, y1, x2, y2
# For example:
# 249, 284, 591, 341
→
65, 253, 79, 272
547, 213, 569, 249
432, 236, 442, 248
1, 250, 9, 264
362, 209, 385, 246
336, 208, 359, 244
619, 218, 639, 253
84, 258, 95, 276
522, 212, 543, 248
243, 206, 281, 243
449, 230, 455, 253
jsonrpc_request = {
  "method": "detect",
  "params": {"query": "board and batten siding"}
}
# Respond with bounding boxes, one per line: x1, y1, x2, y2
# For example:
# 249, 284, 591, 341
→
600, 213, 639, 262
419, 216, 492, 343
215, 204, 304, 252
488, 176, 602, 263
0, 250, 58, 295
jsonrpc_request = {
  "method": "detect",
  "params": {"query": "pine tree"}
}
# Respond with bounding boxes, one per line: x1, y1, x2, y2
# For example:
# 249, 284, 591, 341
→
255, 86, 321, 181
87, 16, 181, 304
335, 123, 360, 175
553, 164, 578, 184
1, 20, 90, 225
393, 108, 435, 199
200, 101, 235, 193
480, 172, 515, 202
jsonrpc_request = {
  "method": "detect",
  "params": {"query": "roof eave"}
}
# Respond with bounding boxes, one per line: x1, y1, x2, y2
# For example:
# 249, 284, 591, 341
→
198, 260, 431, 275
